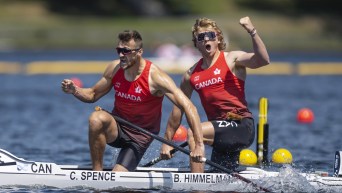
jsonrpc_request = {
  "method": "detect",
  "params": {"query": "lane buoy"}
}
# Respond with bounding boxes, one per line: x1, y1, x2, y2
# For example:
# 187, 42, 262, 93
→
172, 125, 187, 142
239, 149, 257, 165
272, 148, 293, 164
297, 108, 314, 123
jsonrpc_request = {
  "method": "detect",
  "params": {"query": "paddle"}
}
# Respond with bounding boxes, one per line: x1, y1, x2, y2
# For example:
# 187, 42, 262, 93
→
112, 115, 271, 192
142, 141, 188, 167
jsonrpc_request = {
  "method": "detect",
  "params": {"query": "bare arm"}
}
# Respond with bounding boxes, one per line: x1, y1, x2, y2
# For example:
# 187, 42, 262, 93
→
61, 61, 118, 103
163, 70, 194, 142
235, 16, 270, 69
151, 66, 204, 159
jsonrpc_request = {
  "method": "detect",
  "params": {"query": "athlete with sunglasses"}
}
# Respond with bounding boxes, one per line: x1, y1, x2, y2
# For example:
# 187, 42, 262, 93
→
161, 17, 270, 172
61, 30, 204, 172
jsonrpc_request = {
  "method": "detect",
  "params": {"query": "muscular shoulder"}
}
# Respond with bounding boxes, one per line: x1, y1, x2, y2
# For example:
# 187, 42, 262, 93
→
103, 59, 120, 80
148, 63, 175, 95
149, 63, 166, 79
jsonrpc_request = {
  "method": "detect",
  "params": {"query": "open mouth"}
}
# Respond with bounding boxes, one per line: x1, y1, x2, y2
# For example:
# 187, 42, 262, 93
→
205, 44, 211, 52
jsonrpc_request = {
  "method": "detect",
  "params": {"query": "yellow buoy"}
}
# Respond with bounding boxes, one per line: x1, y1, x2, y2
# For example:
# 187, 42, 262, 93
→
272, 148, 293, 164
239, 149, 257, 165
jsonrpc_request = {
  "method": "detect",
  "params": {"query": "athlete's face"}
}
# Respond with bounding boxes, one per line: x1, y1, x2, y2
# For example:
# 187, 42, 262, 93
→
116, 39, 142, 70
195, 27, 220, 57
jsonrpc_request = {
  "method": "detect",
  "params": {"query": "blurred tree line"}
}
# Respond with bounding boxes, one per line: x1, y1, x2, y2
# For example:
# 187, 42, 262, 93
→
42, 0, 341, 35
0, 0, 340, 51
236, 0, 341, 35
42, 0, 340, 18
44, 0, 194, 17
236, 0, 341, 17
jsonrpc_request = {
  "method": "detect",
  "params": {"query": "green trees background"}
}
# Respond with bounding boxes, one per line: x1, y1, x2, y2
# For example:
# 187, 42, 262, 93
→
0, 0, 341, 52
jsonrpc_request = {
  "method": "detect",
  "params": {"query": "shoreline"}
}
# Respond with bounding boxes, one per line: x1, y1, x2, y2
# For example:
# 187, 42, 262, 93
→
1, 59, 342, 75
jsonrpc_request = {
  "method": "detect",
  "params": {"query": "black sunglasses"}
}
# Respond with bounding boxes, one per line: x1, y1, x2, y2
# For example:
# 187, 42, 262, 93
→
197, 31, 216, 42
116, 47, 140, 55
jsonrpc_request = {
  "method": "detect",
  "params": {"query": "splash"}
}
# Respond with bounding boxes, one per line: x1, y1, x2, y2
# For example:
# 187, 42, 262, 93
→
259, 165, 316, 192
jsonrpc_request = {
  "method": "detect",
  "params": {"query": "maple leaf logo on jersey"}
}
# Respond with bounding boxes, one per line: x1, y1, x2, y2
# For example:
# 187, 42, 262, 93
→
194, 76, 200, 82
115, 82, 120, 88
135, 86, 142, 93
214, 68, 221, 75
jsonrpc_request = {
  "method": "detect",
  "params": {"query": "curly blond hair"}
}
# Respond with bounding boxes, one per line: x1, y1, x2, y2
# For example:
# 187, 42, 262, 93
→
191, 18, 226, 51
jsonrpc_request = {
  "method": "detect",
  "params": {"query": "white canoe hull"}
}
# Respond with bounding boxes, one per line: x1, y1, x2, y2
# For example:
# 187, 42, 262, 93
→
1, 148, 342, 191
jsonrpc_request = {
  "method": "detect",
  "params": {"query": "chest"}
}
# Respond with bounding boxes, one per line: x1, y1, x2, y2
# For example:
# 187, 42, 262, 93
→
190, 64, 229, 90
112, 71, 151, 102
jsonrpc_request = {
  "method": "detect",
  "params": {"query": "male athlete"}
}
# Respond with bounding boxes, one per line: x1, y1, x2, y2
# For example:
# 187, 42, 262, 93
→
160, 17, 270, 172
61, 30, 204, 172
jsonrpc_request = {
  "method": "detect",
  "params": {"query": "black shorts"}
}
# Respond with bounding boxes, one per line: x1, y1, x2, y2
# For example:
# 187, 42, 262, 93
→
210, 118, 255, 171
107, 122, 149, 171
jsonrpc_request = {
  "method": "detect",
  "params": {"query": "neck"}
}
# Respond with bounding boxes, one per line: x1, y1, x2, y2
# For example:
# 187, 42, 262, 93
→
202, 50, 221, 69
125, 58, 145, 81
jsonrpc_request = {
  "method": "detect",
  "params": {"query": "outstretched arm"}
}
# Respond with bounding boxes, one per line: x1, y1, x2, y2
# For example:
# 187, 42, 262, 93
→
236, 16, 270, 69
61, 61, 117, 103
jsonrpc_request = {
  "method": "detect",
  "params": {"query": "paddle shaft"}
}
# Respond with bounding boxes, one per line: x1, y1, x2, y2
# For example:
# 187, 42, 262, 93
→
114, 116, 192, 155
113, 115, 271, 192
142, 141, 188, 167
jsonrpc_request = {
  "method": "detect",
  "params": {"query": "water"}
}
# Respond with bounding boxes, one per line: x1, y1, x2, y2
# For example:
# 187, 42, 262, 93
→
1, 51, 342, 192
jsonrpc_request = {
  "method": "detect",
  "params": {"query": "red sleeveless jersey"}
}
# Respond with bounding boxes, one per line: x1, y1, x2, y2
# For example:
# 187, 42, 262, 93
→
189, 51, 252, 121
112, 60, 164, 143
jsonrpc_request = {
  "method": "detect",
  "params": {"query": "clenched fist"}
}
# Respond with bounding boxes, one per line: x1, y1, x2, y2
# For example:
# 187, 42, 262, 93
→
239, 16, 255, 34
61, 79, 76, 94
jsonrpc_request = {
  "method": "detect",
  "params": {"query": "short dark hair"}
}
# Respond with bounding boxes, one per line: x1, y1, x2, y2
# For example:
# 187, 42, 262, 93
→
118, 30, 143, 49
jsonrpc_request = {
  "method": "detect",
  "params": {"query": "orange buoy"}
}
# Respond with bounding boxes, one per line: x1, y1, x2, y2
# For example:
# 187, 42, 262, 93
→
297, 108, 314, 123
172, 125, 188, 142
71, 77, 83, 88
